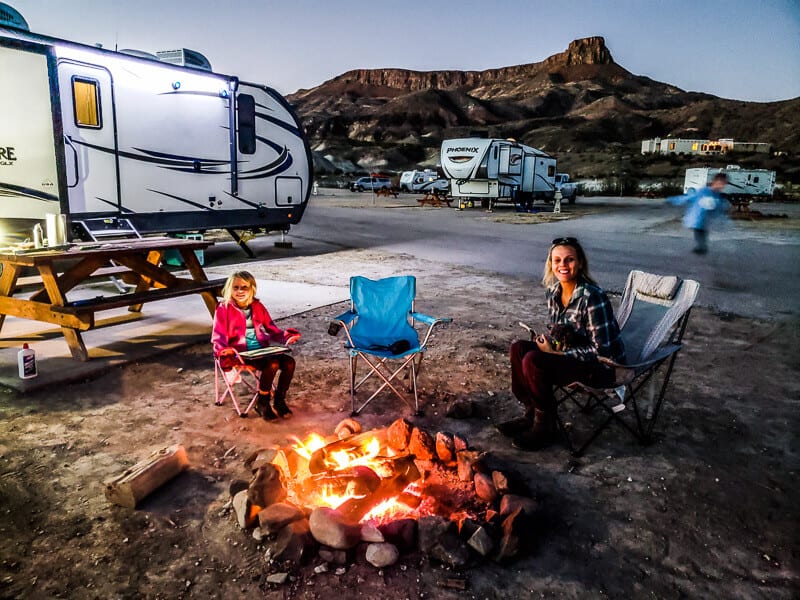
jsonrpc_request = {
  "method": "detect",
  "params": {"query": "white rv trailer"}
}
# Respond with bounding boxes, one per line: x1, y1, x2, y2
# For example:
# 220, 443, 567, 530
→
0, 7, 312, 248
683, 166, 775, 200
440, 138, 556, 205
399, 169, 448, 194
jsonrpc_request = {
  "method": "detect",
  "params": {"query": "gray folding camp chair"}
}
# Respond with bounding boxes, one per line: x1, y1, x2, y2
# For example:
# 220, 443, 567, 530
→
555, 270, 700, 456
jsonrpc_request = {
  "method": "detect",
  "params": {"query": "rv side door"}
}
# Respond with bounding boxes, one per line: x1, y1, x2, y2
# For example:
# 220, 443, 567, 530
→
57, 61, 119, 216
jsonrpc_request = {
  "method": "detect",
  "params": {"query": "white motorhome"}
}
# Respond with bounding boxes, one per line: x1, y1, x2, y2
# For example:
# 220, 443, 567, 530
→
398, 169, 447, 194
683, 166, 775, 200
0, 5, 312, 247
440, 138, 556, 206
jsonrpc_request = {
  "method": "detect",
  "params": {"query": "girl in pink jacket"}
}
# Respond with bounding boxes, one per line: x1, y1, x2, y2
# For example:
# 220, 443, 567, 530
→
212, 271, 300, 420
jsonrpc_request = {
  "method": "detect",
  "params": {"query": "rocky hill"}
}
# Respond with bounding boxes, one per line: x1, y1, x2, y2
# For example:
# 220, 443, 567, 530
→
288, 37, 800, 178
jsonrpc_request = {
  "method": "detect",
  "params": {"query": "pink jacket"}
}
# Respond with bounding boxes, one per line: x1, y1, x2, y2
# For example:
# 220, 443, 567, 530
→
211, 299, 290, 357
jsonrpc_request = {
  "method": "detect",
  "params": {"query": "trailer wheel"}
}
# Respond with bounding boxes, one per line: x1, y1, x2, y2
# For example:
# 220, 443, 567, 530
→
567, 194, 576, 205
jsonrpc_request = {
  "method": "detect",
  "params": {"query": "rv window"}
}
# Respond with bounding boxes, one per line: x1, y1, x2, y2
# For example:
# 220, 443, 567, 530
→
493, 147, 498, 160
753, 176, 759, 183
237, 94, 256, 155
72, 78, 101, 128
476, 154, 489, 179
547, 165, 555, 177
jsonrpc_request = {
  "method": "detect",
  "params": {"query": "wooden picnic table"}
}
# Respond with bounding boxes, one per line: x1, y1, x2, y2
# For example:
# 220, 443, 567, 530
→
0, 237, 224, 361
375, 187, 399, 198
417, 191, 452, 208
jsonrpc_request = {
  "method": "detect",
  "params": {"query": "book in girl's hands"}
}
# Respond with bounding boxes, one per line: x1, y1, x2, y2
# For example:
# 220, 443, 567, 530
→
239, 345, 291, 359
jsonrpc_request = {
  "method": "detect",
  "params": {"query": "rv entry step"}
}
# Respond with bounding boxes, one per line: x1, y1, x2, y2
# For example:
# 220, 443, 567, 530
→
73, 217, 143, 242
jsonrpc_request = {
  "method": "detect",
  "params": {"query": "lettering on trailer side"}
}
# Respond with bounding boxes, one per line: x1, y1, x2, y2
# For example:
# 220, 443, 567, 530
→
0, 146, 17, 166
447, 147, 480, 153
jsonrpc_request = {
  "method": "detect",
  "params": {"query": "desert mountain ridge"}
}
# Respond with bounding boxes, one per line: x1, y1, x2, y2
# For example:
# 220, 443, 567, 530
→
287, 36, 800, 176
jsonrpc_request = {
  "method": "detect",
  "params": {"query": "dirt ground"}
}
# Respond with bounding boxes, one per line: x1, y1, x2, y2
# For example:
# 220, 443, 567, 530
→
0, 246, 797, 599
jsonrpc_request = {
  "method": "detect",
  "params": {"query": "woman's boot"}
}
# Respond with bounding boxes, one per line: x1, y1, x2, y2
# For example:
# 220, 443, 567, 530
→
512, 409, 558, 451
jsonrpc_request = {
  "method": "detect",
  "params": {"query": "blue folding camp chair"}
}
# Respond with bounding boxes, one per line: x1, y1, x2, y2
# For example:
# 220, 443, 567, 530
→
331, 275, 452, 416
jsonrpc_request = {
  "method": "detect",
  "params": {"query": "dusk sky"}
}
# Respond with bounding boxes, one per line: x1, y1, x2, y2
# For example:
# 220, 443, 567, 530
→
8, 0, 800, 102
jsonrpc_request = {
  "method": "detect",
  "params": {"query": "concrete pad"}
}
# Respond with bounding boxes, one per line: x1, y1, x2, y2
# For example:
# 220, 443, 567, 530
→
0, 278, 347, 393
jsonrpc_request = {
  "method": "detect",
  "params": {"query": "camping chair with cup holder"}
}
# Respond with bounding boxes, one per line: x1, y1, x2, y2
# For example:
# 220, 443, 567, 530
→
553, 270, 700, 456
330, 275, 452, 416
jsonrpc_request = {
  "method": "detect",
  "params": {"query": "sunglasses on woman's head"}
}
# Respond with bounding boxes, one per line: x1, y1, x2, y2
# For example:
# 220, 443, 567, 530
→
552, 237, 578, 246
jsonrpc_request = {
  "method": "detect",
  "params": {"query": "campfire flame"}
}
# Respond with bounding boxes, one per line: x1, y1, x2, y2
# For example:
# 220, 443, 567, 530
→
281, 429, 429, 523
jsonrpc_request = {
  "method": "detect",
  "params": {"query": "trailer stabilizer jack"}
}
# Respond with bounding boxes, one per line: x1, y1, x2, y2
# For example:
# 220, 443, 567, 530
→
226, 229, 255, 258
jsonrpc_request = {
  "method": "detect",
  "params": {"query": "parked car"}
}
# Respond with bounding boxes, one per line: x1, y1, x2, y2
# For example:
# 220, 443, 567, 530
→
349, 176, 392, 192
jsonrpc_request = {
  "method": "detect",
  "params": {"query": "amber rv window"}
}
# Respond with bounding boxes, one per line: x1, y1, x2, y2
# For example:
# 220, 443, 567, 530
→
72, 78, 101, 128
238, 94, 256, 155
548, 164, 555, 177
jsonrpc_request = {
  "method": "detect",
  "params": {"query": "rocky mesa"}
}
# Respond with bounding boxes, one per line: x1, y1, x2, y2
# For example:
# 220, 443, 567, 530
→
288, 37, 800, 174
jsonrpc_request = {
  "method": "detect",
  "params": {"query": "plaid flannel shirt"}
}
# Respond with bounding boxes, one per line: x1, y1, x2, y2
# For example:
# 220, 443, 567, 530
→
546, 278, 626, 363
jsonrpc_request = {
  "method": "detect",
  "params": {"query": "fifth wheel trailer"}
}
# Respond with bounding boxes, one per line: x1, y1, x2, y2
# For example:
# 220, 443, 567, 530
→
440, 138, 556, 206
0, 6, 312, 249
683, 166, 775, 201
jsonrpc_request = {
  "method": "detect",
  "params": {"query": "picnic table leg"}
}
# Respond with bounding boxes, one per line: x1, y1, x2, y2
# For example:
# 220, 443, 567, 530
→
63, 327, 89, 361
0, 262, 21, 333
128, 250, 163, 313
37, 262, 89, 361
179, 248, 218, 316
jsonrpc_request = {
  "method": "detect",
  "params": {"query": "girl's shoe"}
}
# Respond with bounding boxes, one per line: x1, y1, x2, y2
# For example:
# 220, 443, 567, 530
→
272, 396, 293, 418
255, 393, 278, 421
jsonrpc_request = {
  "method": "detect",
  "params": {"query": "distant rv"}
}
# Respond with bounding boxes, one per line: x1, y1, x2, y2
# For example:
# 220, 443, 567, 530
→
683, 166, 775, 201
440, 138, 556, 207
0, 4, 312, 247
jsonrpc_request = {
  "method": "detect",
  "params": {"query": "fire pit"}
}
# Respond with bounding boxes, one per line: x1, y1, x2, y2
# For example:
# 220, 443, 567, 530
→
228, 418, 539, 572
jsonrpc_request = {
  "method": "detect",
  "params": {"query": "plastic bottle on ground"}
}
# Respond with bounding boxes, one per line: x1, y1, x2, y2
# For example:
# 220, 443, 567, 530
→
18, 343, 37, 379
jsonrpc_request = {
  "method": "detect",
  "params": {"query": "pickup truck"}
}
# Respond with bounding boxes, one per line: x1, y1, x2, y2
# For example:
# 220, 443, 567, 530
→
349, 176, 392, 192
554, 173, 578, 204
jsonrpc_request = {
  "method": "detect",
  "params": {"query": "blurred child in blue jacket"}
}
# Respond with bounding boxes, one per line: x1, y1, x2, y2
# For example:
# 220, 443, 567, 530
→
668, 172, 730, 254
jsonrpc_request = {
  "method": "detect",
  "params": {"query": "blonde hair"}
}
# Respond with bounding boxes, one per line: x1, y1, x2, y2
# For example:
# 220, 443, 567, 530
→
221, 271, 257, 306
541, 237, 596, 287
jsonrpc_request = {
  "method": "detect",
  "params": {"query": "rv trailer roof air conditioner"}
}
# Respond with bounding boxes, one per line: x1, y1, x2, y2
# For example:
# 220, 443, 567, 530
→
119, 49, 161, 61
156, 48, 212, 71
0, 2, 29, 30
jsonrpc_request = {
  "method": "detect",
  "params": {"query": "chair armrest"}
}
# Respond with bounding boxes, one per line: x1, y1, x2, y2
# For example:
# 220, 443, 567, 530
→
411, 312, 452, 326
598, 344, 682, 371
334, 310, 357, 326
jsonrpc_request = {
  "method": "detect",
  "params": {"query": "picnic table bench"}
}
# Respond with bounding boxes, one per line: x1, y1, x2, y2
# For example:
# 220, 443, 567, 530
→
417, 191, 452, 208
0, 237, 223, 361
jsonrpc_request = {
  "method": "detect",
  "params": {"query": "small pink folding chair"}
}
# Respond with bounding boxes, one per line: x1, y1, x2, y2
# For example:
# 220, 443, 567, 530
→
213, 348, 261, 417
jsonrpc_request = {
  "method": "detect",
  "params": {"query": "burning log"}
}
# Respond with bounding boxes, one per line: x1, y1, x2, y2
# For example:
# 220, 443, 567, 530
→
336, 456, 421, 523
104, 445, 189, 509
272, 447, 311, 481
307, 429, 389, 474
296, 465, 381, 500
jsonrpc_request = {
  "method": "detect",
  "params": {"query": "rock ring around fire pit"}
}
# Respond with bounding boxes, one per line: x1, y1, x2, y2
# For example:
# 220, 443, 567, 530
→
227, 417, 540, 575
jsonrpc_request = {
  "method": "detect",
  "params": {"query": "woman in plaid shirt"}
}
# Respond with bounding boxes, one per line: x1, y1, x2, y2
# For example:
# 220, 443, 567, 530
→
501, 237, 625, 451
